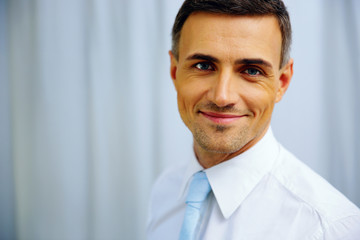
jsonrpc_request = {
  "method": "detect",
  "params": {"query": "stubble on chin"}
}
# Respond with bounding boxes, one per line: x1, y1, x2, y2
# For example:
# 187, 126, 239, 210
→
193, 123, 250, 154
215, 125, 227, 132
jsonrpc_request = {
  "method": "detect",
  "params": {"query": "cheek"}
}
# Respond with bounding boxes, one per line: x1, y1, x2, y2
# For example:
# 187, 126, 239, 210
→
176, 91, 189, 120
175, 78, 209, 126
176, 84, 200, 126
241, 83, 277, 116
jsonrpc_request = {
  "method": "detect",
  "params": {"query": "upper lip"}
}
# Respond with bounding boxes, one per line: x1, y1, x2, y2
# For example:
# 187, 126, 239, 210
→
200, 111, 243, 118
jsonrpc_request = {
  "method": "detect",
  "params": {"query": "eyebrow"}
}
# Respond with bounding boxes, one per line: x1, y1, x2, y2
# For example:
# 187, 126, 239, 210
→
235, 58, 273, 68
186, 53, 219, 63
185, 53, 273, 68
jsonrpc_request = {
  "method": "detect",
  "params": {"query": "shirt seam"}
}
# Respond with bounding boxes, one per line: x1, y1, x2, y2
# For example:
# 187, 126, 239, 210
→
309, 215, 360, 240
271, 148, 332, 222
271, 149, 357, 225
268, 172, 330, 240
270, 171, 360, 239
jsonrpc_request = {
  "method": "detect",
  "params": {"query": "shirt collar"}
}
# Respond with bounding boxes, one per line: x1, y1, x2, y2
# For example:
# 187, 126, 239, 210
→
178, 127, 280, 219
205, 127, 280, 219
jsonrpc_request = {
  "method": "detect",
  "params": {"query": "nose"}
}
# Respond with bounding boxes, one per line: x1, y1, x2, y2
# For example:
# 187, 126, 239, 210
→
209, 70, 238, 107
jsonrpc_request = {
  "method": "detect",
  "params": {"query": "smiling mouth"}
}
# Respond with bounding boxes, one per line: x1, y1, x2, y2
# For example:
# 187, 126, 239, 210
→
199, 111, 245, 124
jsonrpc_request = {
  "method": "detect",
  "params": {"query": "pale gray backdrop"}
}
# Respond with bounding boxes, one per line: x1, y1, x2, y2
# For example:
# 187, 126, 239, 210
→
0, 0, 359, 239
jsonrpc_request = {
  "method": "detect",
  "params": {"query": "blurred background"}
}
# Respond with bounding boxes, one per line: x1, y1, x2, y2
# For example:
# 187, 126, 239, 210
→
0, 0, 359, 239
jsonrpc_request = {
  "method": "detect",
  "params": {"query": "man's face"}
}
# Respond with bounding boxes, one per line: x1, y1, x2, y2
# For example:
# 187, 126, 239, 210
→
170, 12, 293, 158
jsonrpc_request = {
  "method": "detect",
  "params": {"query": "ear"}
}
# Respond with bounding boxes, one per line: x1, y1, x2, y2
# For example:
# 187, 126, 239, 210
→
169, 50, 178, 82
275, 58, 293, 103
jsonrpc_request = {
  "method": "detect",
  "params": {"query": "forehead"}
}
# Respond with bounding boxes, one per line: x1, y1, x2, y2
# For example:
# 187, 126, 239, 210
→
178, 12, 282, 67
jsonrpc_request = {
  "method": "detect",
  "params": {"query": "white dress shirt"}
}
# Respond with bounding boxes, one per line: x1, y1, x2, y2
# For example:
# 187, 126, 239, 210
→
147, 129, 360, 240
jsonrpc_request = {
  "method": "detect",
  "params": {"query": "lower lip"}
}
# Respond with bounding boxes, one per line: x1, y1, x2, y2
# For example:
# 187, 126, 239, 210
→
200, 112, 243, 124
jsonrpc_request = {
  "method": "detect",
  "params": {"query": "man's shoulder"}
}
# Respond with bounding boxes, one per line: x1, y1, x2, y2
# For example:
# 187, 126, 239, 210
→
147, 162, 187, 233
149, 162, 187, 208
271, 145, 360, 227
152, 162, 188, 193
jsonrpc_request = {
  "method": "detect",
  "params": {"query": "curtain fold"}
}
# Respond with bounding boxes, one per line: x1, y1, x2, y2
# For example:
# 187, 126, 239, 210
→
0, 0, 15, 239
323, 0, 360, 204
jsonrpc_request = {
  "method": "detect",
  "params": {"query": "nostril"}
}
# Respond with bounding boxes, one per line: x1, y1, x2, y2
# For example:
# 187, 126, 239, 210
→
213, 91, 233, 108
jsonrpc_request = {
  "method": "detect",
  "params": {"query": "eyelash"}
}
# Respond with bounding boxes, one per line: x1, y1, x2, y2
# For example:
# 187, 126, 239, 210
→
192, 62, 265, 77
193, 62, 215, 71
242, 67, 264, 76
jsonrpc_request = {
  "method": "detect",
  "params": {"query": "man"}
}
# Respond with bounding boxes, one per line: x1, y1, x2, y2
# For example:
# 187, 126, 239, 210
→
147, 0, 360, 239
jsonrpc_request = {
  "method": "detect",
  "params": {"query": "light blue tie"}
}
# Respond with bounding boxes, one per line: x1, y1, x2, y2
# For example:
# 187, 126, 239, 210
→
179, 171, 212, 240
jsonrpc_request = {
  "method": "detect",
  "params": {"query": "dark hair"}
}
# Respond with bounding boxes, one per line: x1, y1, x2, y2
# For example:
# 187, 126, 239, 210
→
171, 0, 292, 68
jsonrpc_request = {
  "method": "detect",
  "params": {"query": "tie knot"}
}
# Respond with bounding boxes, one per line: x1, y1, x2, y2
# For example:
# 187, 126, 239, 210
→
186, 171, 211, 204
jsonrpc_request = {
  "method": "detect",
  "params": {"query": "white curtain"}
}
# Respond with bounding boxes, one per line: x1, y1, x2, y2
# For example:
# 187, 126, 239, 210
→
274, 0, 360, 204
0, 0, 359, 239
322, 0, 360, 202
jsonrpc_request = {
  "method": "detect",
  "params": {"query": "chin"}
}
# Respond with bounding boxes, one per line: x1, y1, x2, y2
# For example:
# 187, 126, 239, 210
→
193, 124, 251, 153
202, 140, 246, 153
194, 133, 248, 154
